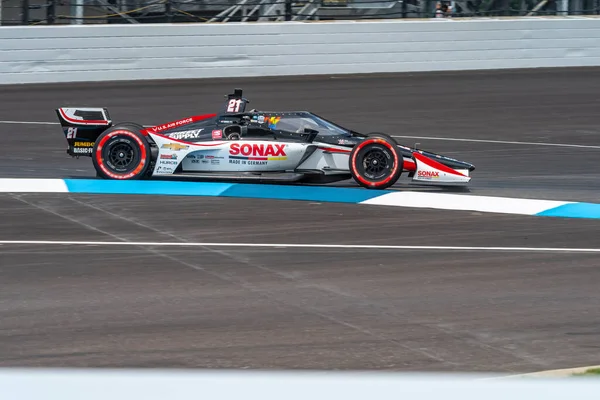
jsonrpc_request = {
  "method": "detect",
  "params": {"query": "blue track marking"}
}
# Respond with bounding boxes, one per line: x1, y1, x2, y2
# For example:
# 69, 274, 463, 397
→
3, 177, 600, 220
63, 179, 387, 203
220, 183, 389, 203
536, 203, 600, 219
64, 179, 235, 197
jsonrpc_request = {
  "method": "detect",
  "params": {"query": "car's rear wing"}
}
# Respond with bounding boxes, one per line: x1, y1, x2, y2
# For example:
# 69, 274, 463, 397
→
55, 107, 112, 157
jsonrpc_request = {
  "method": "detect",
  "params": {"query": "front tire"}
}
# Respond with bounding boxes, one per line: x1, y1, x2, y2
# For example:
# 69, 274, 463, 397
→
92, 127, 151, 180
349, 133, 403, 189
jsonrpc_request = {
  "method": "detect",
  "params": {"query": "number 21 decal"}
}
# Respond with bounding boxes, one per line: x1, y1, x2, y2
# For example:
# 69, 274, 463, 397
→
66, 127, 78, 138
226, 99, 242, 113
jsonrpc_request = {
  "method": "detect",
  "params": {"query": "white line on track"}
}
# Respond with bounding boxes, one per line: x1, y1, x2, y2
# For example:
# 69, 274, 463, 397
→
0, 120, 154, 127
1, 120, 598, 149
392, 135, 600, 150
0, 120, 59, 125
0, 240, 599, 253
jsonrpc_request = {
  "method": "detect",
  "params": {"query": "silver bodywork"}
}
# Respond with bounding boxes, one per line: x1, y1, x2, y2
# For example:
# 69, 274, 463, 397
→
149, 132, 471, 185
150, 133, 352, 175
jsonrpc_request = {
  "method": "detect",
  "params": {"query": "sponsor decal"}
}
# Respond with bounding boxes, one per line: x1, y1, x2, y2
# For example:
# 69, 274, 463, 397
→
323, 0, 349, 5
73, 147, 93, 154
212, 130, 222, 140
161, 143, 189, 151
160, 154, 177, 160
267, 116, 280, 129
219, 120, 234, 124
211, 159, 220, 165
74, 141, 94, 147
156, 165, 176, 173
228, 143, 287, 166
159, 160, 177, 166
337, 139, 354, 145
229, 143, 286, 159
254, 115, 278, 126
188, 153, 223, 163
168, 129, 203, 140
417, 170, 440, 178
149, 118, 193, 133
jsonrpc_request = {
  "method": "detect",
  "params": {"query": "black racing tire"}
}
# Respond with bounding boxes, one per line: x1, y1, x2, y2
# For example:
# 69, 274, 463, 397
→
112, 122, 157, 177
349, 132, 403, 190
92, 126, 151, 180
111, 122, 155, 144
112, 122, 145, 130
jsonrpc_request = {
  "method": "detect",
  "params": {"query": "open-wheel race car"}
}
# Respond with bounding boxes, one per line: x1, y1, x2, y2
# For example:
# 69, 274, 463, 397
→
55, 89, 475, 190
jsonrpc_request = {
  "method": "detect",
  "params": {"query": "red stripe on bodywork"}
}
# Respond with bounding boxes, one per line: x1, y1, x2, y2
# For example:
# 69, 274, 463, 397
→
403, 160, 416, 171
319, 147, 351, 154
59, 108, 110, 125
141, 114, 217, 136
150, 131, 226, 146
413, 152, 466, 177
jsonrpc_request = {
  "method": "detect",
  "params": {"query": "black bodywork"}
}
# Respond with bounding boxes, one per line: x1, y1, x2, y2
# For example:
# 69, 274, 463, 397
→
56, 108, 111, 157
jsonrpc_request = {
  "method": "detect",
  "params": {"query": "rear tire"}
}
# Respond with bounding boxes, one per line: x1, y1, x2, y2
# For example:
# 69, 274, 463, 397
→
349, 133, 403, 189
112, 122, 145, 131
92, 126, 151, 180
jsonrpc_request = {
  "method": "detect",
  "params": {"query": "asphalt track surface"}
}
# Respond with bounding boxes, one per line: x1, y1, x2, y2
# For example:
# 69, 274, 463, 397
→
1, 68, 600, 372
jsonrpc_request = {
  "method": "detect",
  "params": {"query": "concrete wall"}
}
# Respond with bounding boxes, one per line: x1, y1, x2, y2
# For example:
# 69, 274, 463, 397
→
2, 17, 600, 84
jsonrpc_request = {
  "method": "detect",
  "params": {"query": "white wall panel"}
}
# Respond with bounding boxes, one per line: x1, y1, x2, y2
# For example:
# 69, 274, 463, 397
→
2, 18, 600, 84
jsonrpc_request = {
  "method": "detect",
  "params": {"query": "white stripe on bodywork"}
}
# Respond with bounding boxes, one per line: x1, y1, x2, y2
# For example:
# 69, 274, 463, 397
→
360, 191, 572, 215
0, 178, 69, 193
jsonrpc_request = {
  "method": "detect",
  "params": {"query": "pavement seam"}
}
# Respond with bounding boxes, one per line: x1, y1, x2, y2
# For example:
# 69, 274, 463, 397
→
60, 198, 549, 368
57, 197, 456, 366
3, 195, 563, 370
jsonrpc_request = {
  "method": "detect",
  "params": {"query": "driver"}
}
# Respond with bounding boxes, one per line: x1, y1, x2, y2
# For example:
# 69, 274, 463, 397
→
271, 117, 317, 133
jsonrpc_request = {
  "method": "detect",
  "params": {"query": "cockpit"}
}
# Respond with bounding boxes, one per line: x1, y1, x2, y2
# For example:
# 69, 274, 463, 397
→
265, 113, 351, 136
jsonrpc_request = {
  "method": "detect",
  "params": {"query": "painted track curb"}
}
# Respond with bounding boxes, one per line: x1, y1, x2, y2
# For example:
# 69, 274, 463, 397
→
498, 365, 600, 379
1, 178, 600, 219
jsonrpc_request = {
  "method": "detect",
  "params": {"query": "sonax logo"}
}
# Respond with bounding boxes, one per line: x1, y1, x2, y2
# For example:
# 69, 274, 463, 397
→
229, 143, 287, 161
418, 171, 440, 178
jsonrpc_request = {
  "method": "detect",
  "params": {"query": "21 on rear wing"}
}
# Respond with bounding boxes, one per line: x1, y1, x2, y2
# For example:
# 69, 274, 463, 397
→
55, 107, 112, 157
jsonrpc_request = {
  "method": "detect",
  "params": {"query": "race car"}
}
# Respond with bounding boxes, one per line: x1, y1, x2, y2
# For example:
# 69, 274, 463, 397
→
55, 88, 475, 190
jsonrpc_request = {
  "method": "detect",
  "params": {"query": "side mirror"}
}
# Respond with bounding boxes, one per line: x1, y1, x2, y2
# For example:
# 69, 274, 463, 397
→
304, 128, 319, 143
